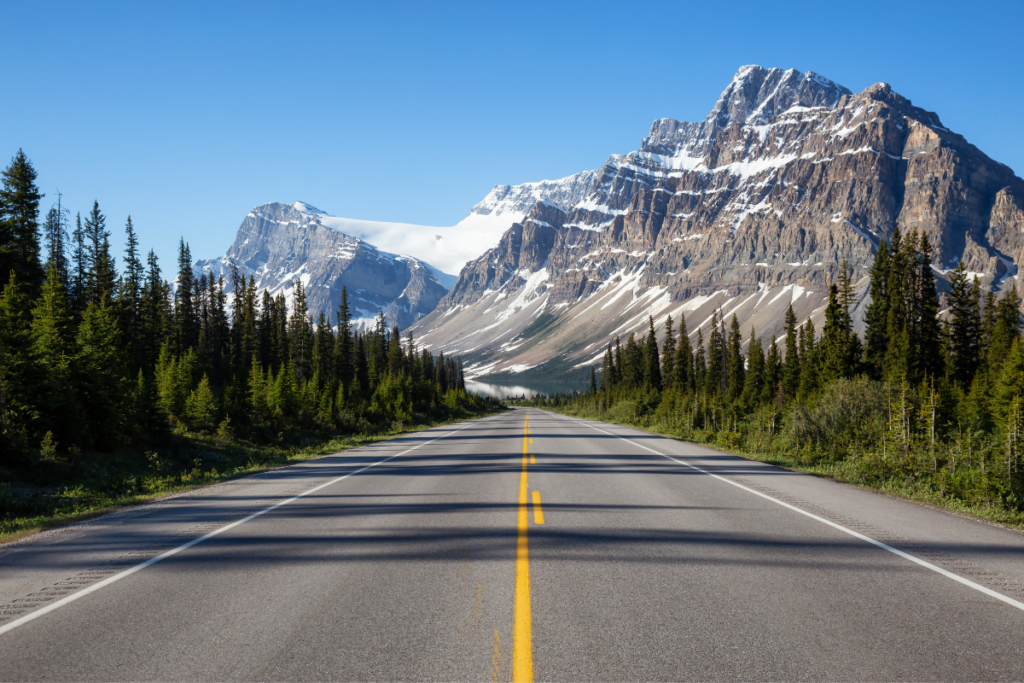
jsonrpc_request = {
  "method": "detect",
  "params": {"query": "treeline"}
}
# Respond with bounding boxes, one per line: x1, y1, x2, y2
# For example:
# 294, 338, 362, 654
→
532, 230, 1024, 518
0, 149, 491, 474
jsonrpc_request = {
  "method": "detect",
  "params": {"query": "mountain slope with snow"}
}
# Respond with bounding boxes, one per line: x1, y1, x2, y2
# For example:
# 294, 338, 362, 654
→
412, 65, 1024, 380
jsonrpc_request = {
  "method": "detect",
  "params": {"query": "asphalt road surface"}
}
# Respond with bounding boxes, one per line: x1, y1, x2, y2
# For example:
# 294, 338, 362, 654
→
2, 408, 1024, 681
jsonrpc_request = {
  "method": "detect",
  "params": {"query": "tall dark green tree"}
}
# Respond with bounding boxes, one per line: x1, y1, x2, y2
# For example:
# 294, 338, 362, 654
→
0, 150, 44, 293
83, 201, 116, 305
643, 316, 662, 391
946, 261, 982, 389
662, 315, 676, 390
782, 304, 801, 397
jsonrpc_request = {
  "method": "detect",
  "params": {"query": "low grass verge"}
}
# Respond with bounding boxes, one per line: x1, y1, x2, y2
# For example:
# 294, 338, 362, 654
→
540, 406, 1024, 531
1, 411, 504, 543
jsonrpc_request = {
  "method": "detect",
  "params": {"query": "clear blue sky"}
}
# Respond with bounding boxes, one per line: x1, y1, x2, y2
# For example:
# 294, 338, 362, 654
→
4, 0, 1023, 273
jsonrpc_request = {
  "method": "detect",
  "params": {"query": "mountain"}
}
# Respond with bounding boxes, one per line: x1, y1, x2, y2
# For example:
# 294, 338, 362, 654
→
193, 202, 452, 329
412, 65, 1024, 380
193, 175, 597, 329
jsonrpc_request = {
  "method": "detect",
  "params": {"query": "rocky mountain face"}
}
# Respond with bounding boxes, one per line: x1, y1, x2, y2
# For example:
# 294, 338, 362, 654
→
193, 202, 452, 330
193, 171, 602, 331
413, 65, 1024, 380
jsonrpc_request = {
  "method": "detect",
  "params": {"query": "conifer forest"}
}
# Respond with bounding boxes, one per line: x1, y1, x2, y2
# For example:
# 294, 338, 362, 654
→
0, 151, 496, 535
520, 228, 1024, 524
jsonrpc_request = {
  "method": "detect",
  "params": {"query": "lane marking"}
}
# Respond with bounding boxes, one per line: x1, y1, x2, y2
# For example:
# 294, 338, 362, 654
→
554, 413, 1024, 614
0, 416, 499, 638
530, 455, 536, 464
532, 491, 545, 525
514, 412, 534, 683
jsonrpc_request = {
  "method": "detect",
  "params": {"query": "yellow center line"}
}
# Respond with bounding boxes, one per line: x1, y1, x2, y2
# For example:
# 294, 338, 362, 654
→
532, 491, 545, 525
514, 413, 534, 683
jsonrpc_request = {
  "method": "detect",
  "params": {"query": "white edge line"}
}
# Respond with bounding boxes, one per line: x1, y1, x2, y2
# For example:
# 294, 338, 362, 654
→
0, 416, 499, 637
552, 412, 1024, 613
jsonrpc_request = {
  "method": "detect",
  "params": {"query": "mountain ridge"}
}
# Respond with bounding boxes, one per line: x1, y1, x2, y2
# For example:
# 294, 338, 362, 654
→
411, 65, 1024, 380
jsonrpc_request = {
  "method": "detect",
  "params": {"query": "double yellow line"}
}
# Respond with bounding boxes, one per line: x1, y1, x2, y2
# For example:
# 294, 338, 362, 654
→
514, 413, 534, 682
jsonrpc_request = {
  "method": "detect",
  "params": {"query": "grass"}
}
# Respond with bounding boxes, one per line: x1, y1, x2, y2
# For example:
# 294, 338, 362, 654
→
0, 411, 504, 544
537, 405, 1024, 532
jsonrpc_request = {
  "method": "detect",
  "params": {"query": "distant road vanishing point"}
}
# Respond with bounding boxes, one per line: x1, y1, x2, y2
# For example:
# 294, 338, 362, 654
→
1, 410, 1023, 681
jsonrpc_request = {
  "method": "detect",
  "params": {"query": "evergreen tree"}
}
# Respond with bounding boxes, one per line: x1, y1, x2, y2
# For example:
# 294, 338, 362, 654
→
915, 232, 943, 381
643, 316, 662, 391
783, 304, 801, 397
335, 286, 354, 387
726, 314, 745, 402
662, 315, 676, 390
947, 261, 981, 389
673, 313, 693, 392
600, 342, 615, 392
83, 201, 116, 304
174, 239, 198, 354
0, 150, 44, 293
42, 191, 70, 287
707, 311, 723, 396
819, 285, 855, 383
75, 301, 125, 448
70, 212, 86, 311
740, 327, 764, 409
589, 366, 597, 396
289, 278, 312, 381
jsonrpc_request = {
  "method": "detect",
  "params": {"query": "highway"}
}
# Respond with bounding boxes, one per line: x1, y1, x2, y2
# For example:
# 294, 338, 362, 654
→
1, 408, 1023, 681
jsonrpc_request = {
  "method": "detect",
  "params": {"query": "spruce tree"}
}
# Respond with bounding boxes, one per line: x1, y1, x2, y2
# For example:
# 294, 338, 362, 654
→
335, 286, 354, 387
782, 304, 800, 397
83, 201, 115, 304
819, 285, 855, 383
643, 316, 662, 391
726, 314, 745, 402
0, 150, 44, 294
674, 313, 693, 392
42, 191, 70, 287
915, 232, 943, 381
662, 315, 676, 390
174, 239, 198, 354
947, 261, 981, 389
70, 212, 86, 311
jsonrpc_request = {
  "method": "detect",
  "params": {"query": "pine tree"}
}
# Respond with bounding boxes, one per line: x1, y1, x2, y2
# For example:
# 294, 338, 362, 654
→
674, 313, 693, 392
75, 300, 126, 448
83, 201, 115, 304
707, 311, 723, 396
70, 212, 87, 311
0, 150, 44, 293
174, 239, 198, 353
915, 232, 943, 381
289, 278, 312, 381
762, 336, 782, 404
693, 328, 707, 392
335, 286, 354, 387
589, 366, 597, 396
783, 304, 801, 397
42, 191, 70, 287
726, 314, 745, 402
662, 315, 676, 390
31, 263, 77, 444
819, 285, 855, 383
600, 342, 614, 392
740, 328, 764, 409
947, 261, 981, 389
643, 316, 662, 391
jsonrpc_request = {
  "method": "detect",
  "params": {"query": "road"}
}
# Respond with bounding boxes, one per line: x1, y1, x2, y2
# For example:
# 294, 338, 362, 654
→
1, 408, 1023, 681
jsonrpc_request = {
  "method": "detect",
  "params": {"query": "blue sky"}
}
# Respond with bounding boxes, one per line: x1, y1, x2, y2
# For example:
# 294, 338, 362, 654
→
4, 0, 1023, 273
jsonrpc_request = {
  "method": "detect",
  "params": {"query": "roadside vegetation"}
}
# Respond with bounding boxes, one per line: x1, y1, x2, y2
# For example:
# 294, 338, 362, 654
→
516, 231, 1024, 528
0, 150, 502, 541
